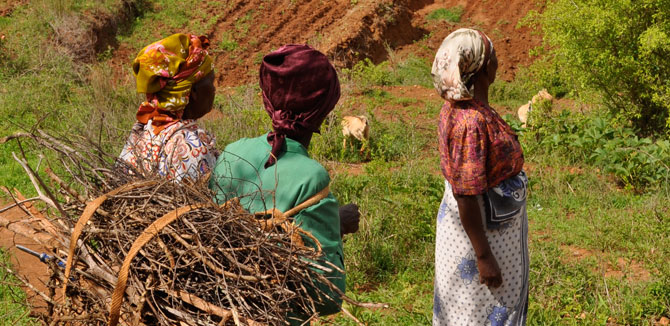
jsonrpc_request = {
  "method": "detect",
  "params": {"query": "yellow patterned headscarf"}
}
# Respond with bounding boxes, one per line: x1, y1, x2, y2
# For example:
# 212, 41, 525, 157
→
132, 33, 214, 134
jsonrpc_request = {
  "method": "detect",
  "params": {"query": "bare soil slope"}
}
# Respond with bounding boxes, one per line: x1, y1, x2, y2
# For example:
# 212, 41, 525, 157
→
402, 0, 543, 81
2, 0, 542, 84
88, 0, 541, 86
204, 0, 542, 85
205, 0, 427, 86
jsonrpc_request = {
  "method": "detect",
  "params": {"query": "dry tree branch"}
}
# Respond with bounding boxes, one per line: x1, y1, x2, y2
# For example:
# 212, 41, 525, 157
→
0, 132, 32, 144
11, 152, 58, 210
0, 197, 42, 214
341, 307, 365, 326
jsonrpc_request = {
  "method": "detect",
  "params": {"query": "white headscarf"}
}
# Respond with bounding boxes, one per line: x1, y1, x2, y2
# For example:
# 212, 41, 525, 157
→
431, 28, 493, 102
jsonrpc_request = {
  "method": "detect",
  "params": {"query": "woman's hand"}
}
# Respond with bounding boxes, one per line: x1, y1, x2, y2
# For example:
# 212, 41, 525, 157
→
477, 252, 502, 289
339, 203, 360, 237
453, 192, 503, 290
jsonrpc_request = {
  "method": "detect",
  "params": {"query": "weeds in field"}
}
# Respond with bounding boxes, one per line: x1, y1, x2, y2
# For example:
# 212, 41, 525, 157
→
218, 32, 239, 52
520, 108, 670, 191
426, 6, 464, 23
0, 250, 36, 325
343, 55, 432, 93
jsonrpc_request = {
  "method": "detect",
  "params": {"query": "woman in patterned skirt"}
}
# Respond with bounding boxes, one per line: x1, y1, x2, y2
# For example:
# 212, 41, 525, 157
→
431, 28, 529, 325
118, 33, 218, 181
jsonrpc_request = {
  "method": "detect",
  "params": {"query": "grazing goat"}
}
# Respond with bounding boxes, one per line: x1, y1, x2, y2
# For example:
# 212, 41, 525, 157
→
517, 89, 553, 128
341, 115, 370, 156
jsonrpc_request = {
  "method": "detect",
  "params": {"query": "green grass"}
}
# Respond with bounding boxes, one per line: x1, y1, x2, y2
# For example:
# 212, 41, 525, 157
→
0, 250, 36, 325
116, 0, 225, 52
0, 0, 668, 325
426, 6, 464, 23
521, 155, 670, 325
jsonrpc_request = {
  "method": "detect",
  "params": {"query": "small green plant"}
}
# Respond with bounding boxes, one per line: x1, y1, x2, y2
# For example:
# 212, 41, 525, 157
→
253, 52, 264, 65
234, 10, 254, 38
219, 33, 238, 52
426, 6, 464, 23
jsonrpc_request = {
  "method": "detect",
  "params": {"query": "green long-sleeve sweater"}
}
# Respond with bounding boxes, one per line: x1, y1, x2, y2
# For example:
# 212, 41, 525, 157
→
208, 134, 345, 321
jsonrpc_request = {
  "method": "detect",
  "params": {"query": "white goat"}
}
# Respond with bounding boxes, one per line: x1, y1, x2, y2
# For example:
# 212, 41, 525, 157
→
517, 89, 553, 128
341, 115, 370, 155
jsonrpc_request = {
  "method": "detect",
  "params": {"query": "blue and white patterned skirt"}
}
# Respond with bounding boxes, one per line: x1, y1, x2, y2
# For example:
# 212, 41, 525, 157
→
433, 179, 529, 326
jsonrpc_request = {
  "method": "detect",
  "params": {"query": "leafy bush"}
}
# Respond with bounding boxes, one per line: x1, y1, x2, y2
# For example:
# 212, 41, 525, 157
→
520, 108, 670, 190
393, 56, 433, 88
533, 0, 670, 135
490, 59, 570, 110
343, 58, 399, 90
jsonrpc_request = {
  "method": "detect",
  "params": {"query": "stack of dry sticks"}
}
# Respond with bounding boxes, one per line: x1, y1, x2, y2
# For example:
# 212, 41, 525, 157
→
0, 130, 381, 326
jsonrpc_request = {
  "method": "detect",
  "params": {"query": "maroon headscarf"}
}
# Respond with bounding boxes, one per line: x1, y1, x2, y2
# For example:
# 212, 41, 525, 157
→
260, 44, 341, 168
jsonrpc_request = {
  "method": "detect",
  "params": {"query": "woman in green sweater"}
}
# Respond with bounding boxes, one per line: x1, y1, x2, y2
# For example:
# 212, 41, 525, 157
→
209, 44, 358, 324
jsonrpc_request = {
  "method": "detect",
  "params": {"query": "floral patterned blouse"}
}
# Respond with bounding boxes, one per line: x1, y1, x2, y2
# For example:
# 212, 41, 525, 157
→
118, 120, 218, 182
438, 99, 524, 195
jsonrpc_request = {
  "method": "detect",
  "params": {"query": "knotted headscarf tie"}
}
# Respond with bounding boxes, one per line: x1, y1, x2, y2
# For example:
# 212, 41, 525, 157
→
431, 28, 493, 102
132, 33, 214, 134
260, 44, 340, 168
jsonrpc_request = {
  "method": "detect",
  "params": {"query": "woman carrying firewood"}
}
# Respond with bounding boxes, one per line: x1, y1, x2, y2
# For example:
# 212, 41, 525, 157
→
431, 28, 529, 325
118, 33, 218, 182
209, 45, 359, 324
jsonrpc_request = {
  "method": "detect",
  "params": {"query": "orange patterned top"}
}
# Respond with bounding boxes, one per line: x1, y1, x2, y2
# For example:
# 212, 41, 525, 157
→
438, 99, 524, 195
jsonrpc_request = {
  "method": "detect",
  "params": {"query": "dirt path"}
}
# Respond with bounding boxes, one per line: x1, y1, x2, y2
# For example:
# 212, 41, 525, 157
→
0, 199, 60, 313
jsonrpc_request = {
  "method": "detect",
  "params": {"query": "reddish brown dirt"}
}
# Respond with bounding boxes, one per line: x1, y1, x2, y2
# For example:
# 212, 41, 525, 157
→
0, 201, 56, 313
206, 0, 542, 85
324, 161, 366, 176
206, 0, 426, 86
0, 0, 27, 17
83, 0, 141, 56
190, 0, 349, 86
561, 245, 653, 283
398, 0, 543, 82
100, 0, 542, 87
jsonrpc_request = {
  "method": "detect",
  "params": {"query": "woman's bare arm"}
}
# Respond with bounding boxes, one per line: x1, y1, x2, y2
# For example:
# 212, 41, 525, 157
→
453, 192, 502, 289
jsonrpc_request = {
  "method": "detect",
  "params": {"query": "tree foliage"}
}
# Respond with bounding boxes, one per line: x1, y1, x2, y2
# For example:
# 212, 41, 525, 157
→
537, 0, 670, 135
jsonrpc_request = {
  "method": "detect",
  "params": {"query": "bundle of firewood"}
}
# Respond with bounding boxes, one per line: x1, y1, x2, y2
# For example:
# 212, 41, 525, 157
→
0, 130, 379, 326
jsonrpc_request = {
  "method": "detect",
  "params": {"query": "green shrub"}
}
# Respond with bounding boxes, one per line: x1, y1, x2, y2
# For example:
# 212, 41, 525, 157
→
426, 6, 464, 23
490, 59, 570, 110
533, 0, 670, 135
342, 56, 432, 92
520, 108, 670, 190
343, 58, 398, 91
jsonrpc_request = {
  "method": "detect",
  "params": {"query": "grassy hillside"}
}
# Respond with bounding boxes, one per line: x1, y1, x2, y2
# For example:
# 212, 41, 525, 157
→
0, 0, 668, 325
